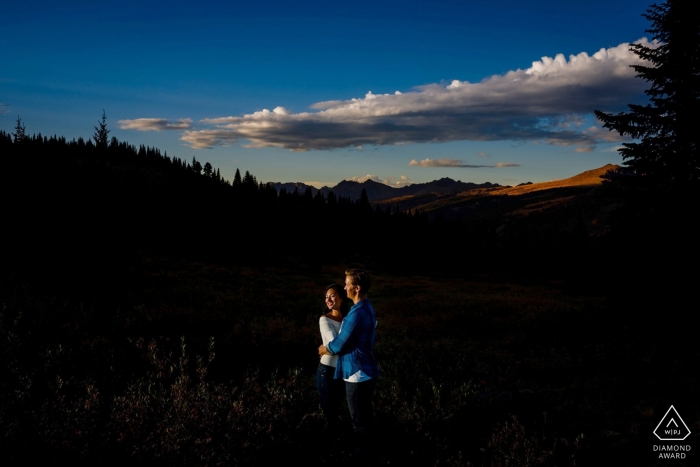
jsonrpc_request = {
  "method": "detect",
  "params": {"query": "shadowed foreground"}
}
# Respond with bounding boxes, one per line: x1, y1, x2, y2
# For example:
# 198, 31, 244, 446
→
2, 258, 697, 466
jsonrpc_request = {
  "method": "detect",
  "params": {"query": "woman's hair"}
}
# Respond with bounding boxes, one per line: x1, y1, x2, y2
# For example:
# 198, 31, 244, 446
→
324, 283, 349, 316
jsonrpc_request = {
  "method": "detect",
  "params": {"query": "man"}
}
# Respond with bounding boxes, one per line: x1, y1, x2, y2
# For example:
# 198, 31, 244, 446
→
318, 268, 379, 453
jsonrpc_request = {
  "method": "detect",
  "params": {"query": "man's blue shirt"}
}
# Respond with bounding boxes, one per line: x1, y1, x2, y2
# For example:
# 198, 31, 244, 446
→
327, 298, 379, 380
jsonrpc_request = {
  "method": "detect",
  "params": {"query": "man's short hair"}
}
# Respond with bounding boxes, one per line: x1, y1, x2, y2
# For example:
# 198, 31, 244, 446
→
345, 268, 371, 294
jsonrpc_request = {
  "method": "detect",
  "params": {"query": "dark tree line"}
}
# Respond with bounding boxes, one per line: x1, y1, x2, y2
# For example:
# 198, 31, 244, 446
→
9, 108, 655, 292
1, 125, 508, 293
3, 108, 695, 315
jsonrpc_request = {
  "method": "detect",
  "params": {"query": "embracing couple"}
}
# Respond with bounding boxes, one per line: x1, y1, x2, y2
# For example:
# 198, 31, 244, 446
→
317, 268, 379, 456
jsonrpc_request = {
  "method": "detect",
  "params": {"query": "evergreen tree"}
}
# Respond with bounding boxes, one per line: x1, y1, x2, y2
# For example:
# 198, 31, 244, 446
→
595, 0, 700, 184
233, 168, 242, 185
93, 110, 110, 148
358, 188, 370, 207
0, 130, 12, 151
12, 116, 27, 143
327, 191, 337, 206
243, 170, 256, 186
303, 186, 313, 203
203, 162, 213, 177
356, 188, 374, 218
313, 189, 325, 206
191, 156, 202, 174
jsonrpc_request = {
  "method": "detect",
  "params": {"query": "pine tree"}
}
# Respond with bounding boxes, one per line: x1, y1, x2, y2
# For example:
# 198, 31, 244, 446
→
303, 186, 313, 203
327, 191, 337, 206
93, 110, 110, 148
313, 189, 325, 206
191, 156, 202, 174
12, 116, 27, 143
203, 162, 213, 177
243, 170, 256, 186
233, 168, 242, 185
359, 188, 370, 207
595, 0, 700, 184
357, 188, 373, 216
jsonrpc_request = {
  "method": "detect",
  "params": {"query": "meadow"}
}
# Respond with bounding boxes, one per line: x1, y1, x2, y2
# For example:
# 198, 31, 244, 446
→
2, 253, 695, 466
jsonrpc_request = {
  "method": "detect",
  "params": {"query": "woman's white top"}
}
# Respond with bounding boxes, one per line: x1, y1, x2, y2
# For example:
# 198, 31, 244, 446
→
319, 316, 342, 367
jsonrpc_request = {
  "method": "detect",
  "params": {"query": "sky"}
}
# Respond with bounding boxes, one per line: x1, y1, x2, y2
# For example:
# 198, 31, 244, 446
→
1, 0, 654, 188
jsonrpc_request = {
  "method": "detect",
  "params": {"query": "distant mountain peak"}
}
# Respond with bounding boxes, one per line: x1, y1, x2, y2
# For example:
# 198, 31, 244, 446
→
270, 176, 501, 201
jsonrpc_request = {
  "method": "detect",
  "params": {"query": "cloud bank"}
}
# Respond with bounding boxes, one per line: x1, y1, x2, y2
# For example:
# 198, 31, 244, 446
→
409, 158, 520, 168
122, 40, 652, 152
118, 118, 192, 131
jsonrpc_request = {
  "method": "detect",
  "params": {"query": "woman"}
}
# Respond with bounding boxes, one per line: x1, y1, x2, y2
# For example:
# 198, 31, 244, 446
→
316, 283, 348, 431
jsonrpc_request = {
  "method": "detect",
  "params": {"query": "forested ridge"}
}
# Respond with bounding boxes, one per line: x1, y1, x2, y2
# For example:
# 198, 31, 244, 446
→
0, 128, 506, 279
2, 120, 696, 290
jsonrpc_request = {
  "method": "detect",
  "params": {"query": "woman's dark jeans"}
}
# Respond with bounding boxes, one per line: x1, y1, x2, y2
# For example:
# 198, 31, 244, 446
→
316, 363, 345, 427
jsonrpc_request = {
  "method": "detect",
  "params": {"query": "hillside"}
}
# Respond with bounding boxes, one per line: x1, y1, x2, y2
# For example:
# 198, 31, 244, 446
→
491, 164, 617, 196
374, 164, 618, 219
272, 165, 615, 206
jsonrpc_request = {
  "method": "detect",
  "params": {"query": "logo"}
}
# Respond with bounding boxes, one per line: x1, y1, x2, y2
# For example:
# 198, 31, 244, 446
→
654, 405, 691, 441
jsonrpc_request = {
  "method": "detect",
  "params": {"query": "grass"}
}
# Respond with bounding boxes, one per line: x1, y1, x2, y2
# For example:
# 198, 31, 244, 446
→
1, 256, 698, 466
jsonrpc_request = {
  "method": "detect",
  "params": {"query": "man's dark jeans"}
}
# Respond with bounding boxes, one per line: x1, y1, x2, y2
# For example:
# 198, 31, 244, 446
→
345, 377, 377, 436
316, 363, 345, 428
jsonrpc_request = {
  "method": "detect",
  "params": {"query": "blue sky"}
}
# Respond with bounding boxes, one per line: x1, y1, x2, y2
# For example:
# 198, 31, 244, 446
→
1, 0, 653, 187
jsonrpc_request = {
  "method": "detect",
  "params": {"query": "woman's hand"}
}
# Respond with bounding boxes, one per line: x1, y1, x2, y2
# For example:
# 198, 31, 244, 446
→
318, 345, 330, 357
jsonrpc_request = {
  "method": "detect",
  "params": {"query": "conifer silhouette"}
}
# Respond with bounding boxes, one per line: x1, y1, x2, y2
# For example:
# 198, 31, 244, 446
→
93, 110, 110, 148
12, 116, 27, 143
595, 0, 700, 184
203, 162, 213, 177
191, 156, 202, 174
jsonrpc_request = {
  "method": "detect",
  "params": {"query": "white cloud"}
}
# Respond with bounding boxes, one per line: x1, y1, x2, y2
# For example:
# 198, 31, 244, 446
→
554, 115, 586, 129
582, 125, 631, 143
348, 174, 382, 183
387, 175, 412, 187
181, 129, 238, 148
123, 39, 654, 152
409, 158, 519, 168
409, 158, 465, 167
118, 118, 192, 131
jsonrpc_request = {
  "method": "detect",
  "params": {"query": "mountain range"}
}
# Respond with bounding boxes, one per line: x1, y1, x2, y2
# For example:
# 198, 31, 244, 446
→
269, 178, 502, 201
272, 164, 619, 223
271, 164, 617, 206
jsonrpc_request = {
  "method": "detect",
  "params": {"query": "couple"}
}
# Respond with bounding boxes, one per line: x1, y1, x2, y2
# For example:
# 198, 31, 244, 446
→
317, 268, 379, 454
